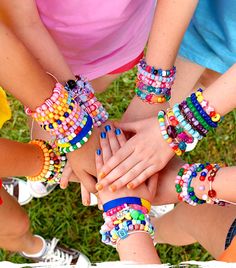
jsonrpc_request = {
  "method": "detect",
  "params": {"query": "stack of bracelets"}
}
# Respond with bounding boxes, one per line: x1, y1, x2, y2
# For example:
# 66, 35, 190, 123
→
175, 162, 228, 206
65, 75, 109, 127
158, 88, 222, 156
25, 82, 94, 154
100, 197, 155, 247
26, 139, 67, 184
135, 58, 176, 104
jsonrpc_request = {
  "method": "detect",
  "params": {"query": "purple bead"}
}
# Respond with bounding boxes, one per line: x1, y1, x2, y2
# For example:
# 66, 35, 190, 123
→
167, 125, 177, 138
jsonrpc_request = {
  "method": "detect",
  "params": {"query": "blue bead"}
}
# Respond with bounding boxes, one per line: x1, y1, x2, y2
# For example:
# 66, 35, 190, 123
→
192, 171, 197, 177
64, 112, 69, 118
201, 172, 207, 176
49, 123, 53, 129
189, 191, 194, 196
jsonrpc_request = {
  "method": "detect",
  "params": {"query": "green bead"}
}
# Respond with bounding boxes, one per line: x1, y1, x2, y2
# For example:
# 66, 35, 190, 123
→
190, 196, 196, 201
139, 214, 145, 221
176, 188, 182, 193
188, 187, 194, 192
80, 140, 85, 145
130, 210, 140, 220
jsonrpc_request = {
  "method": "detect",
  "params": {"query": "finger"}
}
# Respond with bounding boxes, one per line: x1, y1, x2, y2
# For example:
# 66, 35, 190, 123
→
98, 139, 134, 179
114, 128, 127, 147
95, 148, 103, 180
60, 163, 72, 189
126, 165, 157, 190
146, 173, 159, 200
99, 151, 140, 188
108, 160, 148, 191
79, 171, 97, 194
81, 183, 91, 206
104, 124, 120, 154
99, 131, 112, 163
97, 197, 103, 210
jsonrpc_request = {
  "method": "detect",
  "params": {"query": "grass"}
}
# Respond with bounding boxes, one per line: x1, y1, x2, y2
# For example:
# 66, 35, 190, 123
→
0, 68, 236, 265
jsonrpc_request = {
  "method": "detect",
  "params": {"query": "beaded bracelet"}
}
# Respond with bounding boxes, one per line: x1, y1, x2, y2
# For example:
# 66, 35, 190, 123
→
175, 163, 224, 206
158, 89, 221, 156
25, 83, 93, 153
65, 75, 109, 127
100, 204, 154, 247
135, 58, 176, 104
27, 139, 67, 184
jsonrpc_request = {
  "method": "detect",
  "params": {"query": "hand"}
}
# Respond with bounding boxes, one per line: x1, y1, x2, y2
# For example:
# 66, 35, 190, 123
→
95, 125, 157, 204
97, 117, 175, 191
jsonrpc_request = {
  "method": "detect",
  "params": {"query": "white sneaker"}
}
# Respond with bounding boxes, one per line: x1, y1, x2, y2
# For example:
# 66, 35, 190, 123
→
2, 177, 33, 206
150, 204, 175, 218
27, 181, 58, 198
21, 237, 90, 267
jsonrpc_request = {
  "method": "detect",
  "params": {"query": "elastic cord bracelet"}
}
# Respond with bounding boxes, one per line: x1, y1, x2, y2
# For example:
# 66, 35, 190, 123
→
103, 197, 151, 213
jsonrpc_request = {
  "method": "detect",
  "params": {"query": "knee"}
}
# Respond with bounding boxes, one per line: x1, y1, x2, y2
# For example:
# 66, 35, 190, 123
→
2, 210, 30, 239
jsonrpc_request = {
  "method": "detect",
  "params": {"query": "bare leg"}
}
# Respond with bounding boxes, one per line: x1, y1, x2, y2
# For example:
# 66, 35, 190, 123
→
153, 203, 236, 259
0, 187, 43, 254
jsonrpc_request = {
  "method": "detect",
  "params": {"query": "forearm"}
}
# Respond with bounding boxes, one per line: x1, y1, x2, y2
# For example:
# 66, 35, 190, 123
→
0, 138, 43, 177
117, 233, 160, 264
0, 0, 74, 82
203, 64, 236, 116
193, 166, 236, 203
0, 23, 54, 109
146, 0, 198, 68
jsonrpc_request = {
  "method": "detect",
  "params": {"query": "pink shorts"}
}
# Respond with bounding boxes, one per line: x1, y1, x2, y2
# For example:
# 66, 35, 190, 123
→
108, 51, 144, 74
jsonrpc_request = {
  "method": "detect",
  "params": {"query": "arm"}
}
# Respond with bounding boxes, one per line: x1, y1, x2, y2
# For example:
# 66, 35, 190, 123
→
100, 63, 236, 190
0, 23, 97, 192
0, 0, 74, 82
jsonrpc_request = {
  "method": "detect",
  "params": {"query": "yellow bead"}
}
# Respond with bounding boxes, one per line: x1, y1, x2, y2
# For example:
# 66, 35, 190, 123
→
212, 114, 221, 122
159, 118, 164, 122
197, 95, 204, 102
49, 113, 54, 119
196, 91, 202, 97
112, 234, 118, 240
167, 138, 172, 144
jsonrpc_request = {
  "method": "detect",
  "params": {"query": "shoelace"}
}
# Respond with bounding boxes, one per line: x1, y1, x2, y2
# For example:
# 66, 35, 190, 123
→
42, 238, 73, 264
3, 183, 15, 196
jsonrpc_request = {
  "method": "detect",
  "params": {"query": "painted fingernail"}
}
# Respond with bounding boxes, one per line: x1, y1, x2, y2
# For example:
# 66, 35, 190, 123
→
96, 183, 103, 191
115, 128, 121, 135
105, 125, 111, 132
100, 132, 106, 139
60, 183, 67, 189
99, 172, 106, 179
109, 185, 117, 192
96, 149, 102, 155
127, 182, 134, 189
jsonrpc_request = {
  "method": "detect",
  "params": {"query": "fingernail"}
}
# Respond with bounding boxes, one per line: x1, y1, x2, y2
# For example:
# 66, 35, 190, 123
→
127, 182, 134, 189
109, 185, 116, 192
115, 128, 121, 135
100, 132, 106, 139
96, 149, 101, 155
99, 172, 106, 179
83, 200, 90, 206
60, 183, 66, 189
96, 183, 103, 191
98, 204, 103, 210
105, 125, 111, 132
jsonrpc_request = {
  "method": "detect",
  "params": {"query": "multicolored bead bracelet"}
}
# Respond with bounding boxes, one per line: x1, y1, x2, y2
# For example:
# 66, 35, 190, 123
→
100, 200, 154, 247
135, 58, 176, 104
158, 89, 222, 156
25, 83, 93, 153
65, 75, 109, 127
27, 139, 67, 184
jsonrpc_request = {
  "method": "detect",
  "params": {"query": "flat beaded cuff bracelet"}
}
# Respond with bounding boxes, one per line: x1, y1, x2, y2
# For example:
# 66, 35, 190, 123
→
135, 58, 176, 104
27, 139, 67, 184
25, 83, 93, 153
158, 88, 221, 156
65, 75, 109, 127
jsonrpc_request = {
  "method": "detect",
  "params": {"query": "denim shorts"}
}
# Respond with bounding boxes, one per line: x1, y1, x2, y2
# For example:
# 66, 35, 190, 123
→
225, 218, 236, 249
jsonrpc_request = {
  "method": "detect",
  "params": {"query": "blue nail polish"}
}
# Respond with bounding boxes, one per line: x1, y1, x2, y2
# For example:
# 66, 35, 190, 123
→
96, 149, 101, 155
105, 125, 111, 132
100, 132, 106, 139
115, 128, 121, 135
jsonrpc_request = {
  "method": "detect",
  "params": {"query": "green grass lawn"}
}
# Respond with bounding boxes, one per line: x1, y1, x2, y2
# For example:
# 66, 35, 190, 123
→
0, 69, 236, 265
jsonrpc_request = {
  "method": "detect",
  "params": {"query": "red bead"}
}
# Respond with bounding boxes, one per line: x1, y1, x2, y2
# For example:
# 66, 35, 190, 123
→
179, 179, 184, 186
171, 119, 179, 127
208, 176, 214, 182
206, 165, 213, 171
210, 111, 216, 117
178, 194, 183, 201
173, 145, 178, 150
199, 176, 205, 181
208, 189, 217, 198
146, 66, 151, 72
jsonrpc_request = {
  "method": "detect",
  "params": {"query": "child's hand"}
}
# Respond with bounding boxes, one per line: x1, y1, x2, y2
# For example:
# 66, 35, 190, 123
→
97, 117, 174, 191
95, 125, 157, 204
